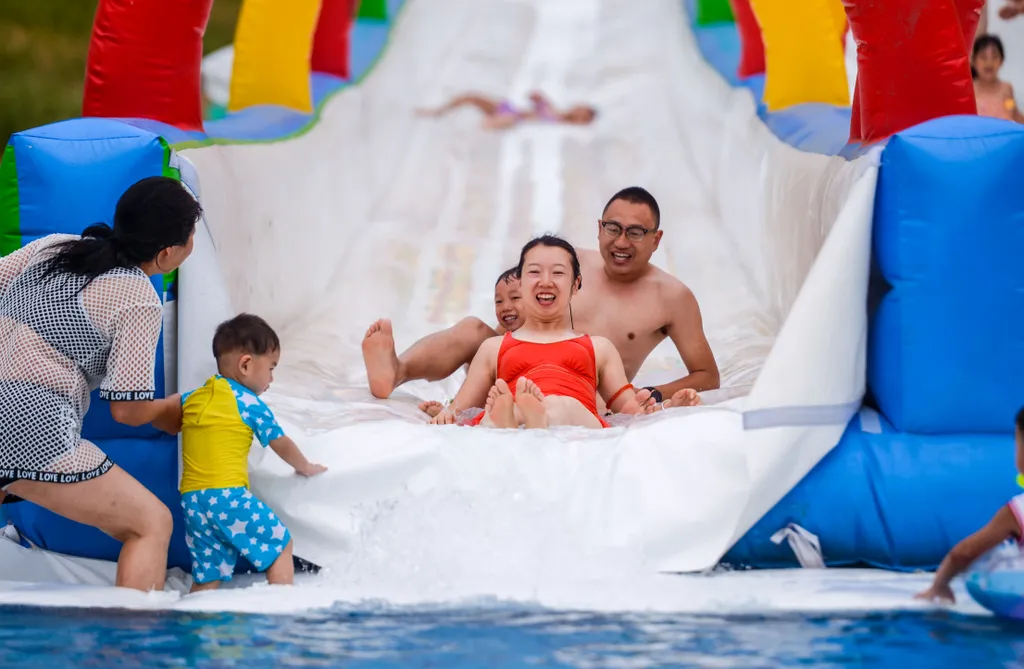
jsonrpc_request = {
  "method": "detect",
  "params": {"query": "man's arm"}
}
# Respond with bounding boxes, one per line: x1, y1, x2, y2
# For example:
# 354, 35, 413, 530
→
654, 284, 720, 398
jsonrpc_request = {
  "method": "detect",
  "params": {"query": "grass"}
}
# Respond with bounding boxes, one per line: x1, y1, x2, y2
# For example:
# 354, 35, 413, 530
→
0, 0, 242, 146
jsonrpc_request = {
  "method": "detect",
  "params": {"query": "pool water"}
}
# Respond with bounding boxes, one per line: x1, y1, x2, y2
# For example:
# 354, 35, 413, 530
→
2, 605, 1024, 668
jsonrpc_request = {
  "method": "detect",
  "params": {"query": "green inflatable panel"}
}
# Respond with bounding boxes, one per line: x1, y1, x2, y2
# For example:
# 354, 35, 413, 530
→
357, 0, 388, 20
696, 0, 734, 25
0, 145, 20, 257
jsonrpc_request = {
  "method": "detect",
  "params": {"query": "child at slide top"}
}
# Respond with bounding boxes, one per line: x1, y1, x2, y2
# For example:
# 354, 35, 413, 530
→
179, 314, 326, 592
915, 406, 1024, 603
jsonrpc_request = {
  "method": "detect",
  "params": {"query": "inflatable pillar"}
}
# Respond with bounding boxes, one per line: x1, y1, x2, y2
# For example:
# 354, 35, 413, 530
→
229, 0, 323, 113
0, 118, 189, 569
358, 0, 387, 20
82, 0, 214, 132
750, 0, 849, 110
729, 0, 765, 78
696, 0, 735, 25
843, 0, 983, 143
312, 0, 361, 79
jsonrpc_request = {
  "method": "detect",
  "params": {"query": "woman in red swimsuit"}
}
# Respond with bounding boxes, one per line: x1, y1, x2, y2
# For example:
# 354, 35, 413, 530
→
431, 235, 653, 429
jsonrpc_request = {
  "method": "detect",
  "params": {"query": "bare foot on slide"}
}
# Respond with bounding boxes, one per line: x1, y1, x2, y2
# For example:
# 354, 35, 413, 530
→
485, 379, 517, 428
419, 400, 443, 418
515, 377, 548, 429
362, 319, 402, 399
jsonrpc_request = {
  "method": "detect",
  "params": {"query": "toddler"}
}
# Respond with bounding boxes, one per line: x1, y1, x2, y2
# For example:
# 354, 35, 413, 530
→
180, 313, 326, 592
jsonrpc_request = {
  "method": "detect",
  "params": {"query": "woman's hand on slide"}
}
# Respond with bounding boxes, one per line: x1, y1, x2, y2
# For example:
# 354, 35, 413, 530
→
620, 388, 654, 415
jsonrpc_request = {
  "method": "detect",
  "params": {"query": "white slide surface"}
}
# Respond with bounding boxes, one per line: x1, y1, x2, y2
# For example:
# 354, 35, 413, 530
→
0, 0, 881, 611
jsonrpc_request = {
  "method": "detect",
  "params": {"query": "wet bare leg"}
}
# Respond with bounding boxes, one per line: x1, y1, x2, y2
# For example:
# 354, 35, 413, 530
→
515, 377, 548, 429
363, 317, 497, 399
266, 540, 295, 586
190, 580, 222, 594
481, 379, 516, 428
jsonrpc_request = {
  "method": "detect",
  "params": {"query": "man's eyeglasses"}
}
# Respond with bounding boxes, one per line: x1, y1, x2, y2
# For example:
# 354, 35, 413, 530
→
599, 219, 655, 242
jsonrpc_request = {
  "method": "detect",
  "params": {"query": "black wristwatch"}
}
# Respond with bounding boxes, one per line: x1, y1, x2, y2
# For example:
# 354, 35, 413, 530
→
644, 386, 663, 403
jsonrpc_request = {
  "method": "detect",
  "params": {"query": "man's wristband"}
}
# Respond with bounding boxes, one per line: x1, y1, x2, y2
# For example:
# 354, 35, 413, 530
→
644, 387, 663, 403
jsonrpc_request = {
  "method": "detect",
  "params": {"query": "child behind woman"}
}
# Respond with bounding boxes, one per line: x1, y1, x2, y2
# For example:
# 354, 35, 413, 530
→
180, 314, 326, 593
972, 34, 1024, 123
916, 406, 1024, 603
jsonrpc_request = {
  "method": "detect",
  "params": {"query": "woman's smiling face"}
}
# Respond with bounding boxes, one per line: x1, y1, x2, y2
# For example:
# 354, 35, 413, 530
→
520, 244, 576, 320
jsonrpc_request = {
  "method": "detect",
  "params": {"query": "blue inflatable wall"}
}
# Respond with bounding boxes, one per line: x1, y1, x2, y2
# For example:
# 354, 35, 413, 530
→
0, 118, 190, 570
685, 4, 1024, 569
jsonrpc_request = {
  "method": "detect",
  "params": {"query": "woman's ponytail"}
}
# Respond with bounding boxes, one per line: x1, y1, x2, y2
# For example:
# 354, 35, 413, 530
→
36, 176, 201, 290
38, 223, 123, 288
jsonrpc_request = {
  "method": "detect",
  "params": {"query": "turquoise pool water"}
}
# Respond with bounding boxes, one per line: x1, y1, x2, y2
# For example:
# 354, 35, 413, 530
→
1, 605, 1022, 668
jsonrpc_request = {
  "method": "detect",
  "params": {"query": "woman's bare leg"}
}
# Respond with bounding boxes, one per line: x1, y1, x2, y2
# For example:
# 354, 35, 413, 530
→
514, 377, 603, 429
7, 465, 173, 591
363, 317, 497, 398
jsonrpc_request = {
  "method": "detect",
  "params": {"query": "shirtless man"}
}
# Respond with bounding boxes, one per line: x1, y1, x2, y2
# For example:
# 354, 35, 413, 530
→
362, 186, 720, 404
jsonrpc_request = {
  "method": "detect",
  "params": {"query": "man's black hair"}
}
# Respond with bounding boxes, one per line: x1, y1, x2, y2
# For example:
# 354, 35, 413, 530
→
602, 186, 661, 230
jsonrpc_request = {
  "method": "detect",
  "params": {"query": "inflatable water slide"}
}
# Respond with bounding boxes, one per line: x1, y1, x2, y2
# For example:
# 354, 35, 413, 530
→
0, 0, 1021, 595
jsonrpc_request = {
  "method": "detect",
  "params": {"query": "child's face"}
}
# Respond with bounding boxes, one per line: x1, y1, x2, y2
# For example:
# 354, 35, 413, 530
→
235, 350, 280, 395
975, 45, 1003, 81
495, 278, 524, 331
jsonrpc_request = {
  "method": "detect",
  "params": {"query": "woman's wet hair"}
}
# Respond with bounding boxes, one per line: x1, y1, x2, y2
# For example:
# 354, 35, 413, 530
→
972, 34, 1006, 79
516, 234, 582, 290
39, 175, 201, 289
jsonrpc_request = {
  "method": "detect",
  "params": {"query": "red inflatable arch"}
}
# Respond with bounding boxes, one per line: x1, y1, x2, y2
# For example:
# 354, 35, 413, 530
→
312, 0, 361, 79
729, 0, 765, 78
83, 0, 215, 132
844, 0, 983, 144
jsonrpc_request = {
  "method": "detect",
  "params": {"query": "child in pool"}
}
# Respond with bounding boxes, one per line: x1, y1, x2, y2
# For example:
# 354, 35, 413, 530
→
180, 314, 327, 593
915, 406, 1024, 603
419, 267, 525, 418
972, 34, 1024, 123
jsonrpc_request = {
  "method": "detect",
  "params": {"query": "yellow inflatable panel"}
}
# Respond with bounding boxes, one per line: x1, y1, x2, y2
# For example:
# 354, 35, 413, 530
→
751, 0, 849, 111
228, 0, 322, 113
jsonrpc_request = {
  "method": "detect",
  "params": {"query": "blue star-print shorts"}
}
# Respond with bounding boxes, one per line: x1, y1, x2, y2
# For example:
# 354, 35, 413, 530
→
181, 487, 292, 584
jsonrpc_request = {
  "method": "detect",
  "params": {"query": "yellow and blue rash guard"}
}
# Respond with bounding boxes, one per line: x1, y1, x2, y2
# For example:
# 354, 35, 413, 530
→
179, 375, 285, 494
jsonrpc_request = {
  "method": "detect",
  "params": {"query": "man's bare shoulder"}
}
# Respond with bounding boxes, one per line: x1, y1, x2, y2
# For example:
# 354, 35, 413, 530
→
577, 248, 602, 268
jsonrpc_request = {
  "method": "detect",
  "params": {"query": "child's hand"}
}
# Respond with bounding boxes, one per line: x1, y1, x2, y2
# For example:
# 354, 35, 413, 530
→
914, 583, 955, 604
296, 463, 327, 477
